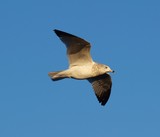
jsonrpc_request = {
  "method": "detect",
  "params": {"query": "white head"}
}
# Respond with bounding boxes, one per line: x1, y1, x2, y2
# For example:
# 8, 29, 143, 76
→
97, 64, 114, 74
104, 65, 114, 73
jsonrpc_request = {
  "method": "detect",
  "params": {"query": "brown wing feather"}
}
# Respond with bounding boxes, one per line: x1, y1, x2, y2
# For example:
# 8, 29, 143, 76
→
54, 29, 93, 67
88, 74, 112, 106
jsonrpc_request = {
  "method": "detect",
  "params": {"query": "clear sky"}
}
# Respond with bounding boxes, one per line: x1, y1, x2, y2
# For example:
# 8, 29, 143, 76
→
0, 0, 160, 137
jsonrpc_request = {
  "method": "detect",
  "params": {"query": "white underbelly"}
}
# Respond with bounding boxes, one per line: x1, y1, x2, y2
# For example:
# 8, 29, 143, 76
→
69, 65, 94, 79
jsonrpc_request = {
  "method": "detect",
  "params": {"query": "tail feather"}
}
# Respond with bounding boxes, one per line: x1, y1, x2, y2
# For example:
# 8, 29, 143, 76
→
48, 71, 67, 81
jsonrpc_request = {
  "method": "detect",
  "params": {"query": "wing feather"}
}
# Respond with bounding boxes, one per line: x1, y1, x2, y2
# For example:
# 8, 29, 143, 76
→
88, 74, 112, 106
54, 29, 93, 67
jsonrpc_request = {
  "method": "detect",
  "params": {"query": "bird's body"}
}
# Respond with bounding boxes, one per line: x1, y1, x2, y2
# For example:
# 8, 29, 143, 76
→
65, 63, 95, 79
49, 62, 112, 80
48, 29, 114, 106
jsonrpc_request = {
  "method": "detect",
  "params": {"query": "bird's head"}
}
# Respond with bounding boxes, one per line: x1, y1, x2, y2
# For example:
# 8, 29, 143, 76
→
103, 65, 114, 73
96, 63, 114, 74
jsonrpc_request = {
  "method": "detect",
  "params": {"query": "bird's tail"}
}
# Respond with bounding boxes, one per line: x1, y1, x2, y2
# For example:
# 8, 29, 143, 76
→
48, 71, 68, 81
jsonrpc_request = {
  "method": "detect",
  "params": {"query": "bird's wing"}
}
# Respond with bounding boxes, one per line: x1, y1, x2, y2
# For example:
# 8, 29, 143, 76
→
88, 73, 112, 106
54, 29, 93, 67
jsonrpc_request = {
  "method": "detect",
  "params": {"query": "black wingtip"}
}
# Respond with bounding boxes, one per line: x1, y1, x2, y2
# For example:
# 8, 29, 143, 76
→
54, 29, 62, 35
54, 29, 63, 37
54, 29, 76, 38
97, 96, 110, 106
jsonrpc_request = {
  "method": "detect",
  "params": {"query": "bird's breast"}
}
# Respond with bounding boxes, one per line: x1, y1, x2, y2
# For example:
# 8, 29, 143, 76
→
69, 65, 95, 79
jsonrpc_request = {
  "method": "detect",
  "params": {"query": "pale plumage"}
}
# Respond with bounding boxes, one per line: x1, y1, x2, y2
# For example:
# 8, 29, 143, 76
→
48, 29, 114, 106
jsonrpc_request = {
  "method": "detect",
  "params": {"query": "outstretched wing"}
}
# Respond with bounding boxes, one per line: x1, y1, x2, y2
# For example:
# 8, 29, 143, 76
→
88, 73, 112, 106
54, 29, 93, 67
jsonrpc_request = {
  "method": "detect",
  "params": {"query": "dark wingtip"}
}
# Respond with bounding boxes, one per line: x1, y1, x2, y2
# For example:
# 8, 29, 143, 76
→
54, 29, 63, 37
101, 102, 107, 106
53, 29, 76, 38
98, 97, 108, 106
54, 29, 61, 33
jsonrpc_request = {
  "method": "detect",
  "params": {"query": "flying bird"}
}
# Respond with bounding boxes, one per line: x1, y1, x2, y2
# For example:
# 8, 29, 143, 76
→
48, 29, 114, 106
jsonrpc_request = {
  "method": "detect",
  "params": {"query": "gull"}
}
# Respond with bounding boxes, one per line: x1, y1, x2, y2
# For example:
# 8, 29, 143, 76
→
48, 29, 114, 106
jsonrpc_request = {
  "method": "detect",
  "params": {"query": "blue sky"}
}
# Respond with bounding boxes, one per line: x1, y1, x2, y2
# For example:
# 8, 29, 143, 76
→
0, 0, 160, 136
